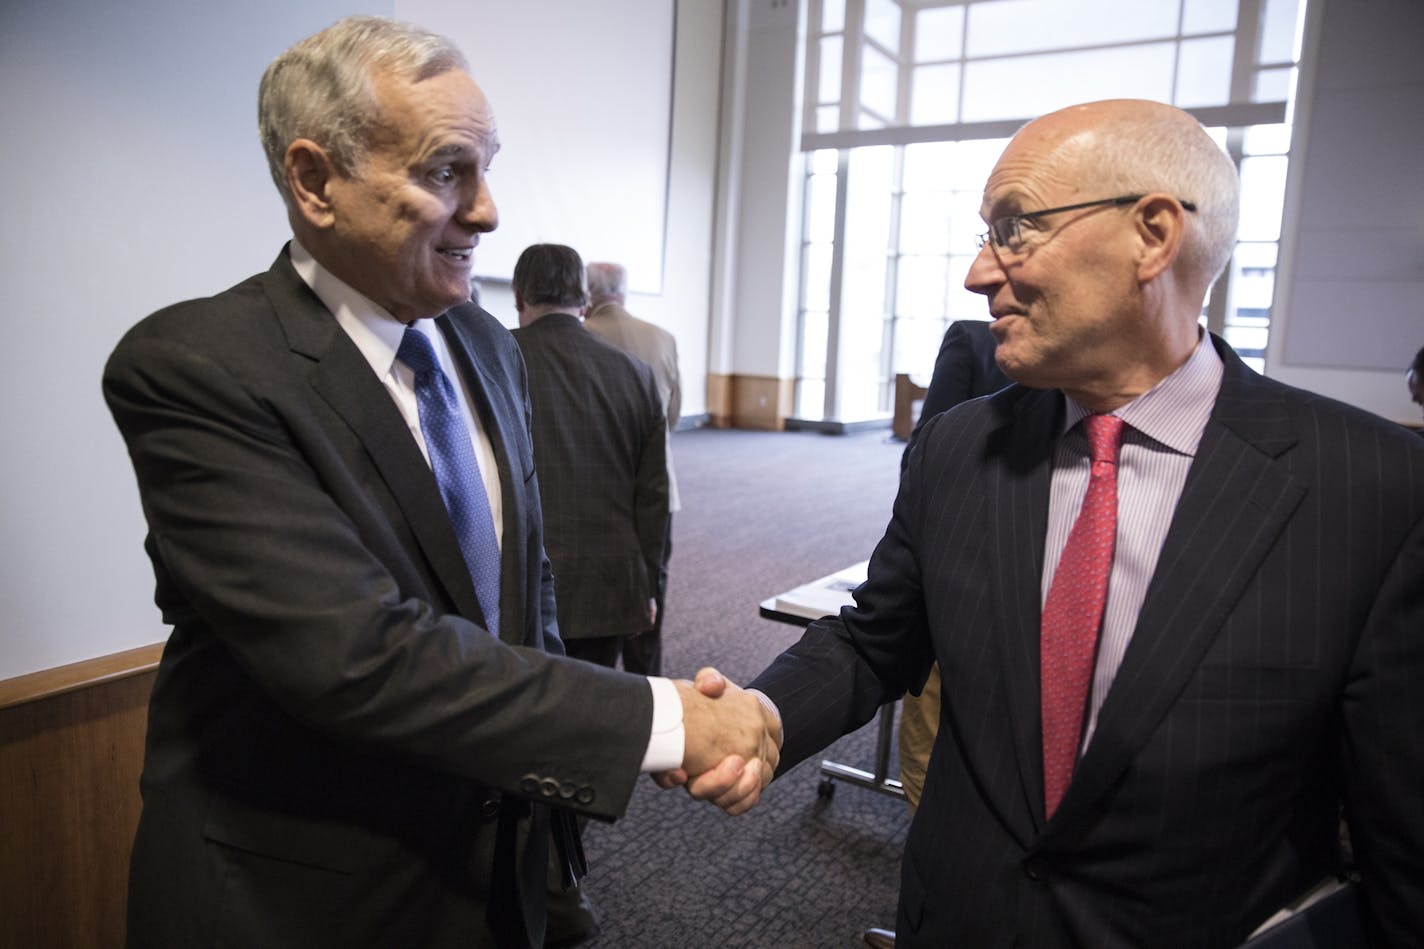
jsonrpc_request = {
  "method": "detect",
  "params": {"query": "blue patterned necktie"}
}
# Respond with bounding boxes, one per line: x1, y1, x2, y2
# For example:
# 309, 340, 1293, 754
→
397, 326, 501, 637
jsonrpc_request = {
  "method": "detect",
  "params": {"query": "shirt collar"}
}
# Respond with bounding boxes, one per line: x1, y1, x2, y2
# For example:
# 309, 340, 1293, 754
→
1062, 329, 1222, 457
288, 238, 412, 379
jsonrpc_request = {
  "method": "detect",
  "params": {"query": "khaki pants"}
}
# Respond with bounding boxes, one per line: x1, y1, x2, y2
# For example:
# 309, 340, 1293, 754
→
898, 663, 941, 813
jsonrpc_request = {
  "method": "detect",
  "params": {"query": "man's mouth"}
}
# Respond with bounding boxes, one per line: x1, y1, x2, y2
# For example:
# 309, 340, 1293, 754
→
988, 311, 1020, 341
438, 247, 474, 261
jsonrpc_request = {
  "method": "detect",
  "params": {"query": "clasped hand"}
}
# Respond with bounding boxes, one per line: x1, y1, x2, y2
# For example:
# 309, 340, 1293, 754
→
652, 667, 782, 815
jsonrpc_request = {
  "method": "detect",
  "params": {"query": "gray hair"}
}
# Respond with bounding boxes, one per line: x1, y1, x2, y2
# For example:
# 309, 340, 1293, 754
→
258, 16, 468, 207
586, 262, 628, 301
1073, 111, 1240, 291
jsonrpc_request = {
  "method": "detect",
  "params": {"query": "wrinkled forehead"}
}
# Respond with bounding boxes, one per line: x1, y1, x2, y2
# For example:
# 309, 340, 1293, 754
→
374, 65, 500, 150
982, 119, 1094, 212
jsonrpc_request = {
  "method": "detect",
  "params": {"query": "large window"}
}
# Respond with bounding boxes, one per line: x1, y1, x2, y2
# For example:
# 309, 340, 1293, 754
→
796, 0, 1308, 422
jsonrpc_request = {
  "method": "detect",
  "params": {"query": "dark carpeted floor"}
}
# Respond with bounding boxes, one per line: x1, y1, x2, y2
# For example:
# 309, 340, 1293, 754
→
574, 427, 912, 949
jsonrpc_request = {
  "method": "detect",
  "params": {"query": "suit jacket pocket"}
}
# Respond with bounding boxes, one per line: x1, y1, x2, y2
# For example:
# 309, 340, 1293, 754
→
203, 796, 379, 874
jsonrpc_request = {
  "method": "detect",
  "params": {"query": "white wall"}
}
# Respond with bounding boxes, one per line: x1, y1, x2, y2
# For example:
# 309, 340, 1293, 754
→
710, 0, 805, 381
0, 0, 384, 680
477, 0, 721, 409
402, 0, 677, 297
1262, 0, 1422, 424
0, 0, 722, 680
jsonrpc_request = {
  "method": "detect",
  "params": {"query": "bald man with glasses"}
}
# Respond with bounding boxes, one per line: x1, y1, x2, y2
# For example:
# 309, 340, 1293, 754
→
689, 99, 1424, 947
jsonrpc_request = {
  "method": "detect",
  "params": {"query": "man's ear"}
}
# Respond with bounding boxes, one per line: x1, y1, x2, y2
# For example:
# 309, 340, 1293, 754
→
285, 139, 338, 229
1134, 194, 1187, 283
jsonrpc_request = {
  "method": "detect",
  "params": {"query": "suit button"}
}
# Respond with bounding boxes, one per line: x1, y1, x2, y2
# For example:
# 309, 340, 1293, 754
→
540, 778, 560, 798
1023, 856, 1049, 882
575, 787, 595, 806
519, 774, 540, 795
558, 782, 577, 800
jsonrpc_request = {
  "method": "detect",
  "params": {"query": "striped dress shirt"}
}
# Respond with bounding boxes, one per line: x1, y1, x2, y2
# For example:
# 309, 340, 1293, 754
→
1041, 331, 1223, 750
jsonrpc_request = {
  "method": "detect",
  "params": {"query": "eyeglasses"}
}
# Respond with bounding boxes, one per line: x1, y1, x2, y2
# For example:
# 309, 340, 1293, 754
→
976, 194, 1198, 252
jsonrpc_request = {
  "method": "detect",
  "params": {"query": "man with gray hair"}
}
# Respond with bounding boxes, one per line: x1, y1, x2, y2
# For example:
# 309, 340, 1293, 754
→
584, 261, 682, 676
692, 99, 1424, 946
103, 16, 778, 948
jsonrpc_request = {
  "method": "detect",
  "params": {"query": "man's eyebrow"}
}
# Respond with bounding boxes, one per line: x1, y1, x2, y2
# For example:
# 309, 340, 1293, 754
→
984, 192, 1027, 217
424, 137, 499, 163
426, 143, 473, 161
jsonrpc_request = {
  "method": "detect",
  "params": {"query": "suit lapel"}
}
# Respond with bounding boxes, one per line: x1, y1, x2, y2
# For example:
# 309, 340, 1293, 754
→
1056, 341, 1305, 825
989, 387, 1063, 834
262, 253, 486, 623
437, 310, 531, 647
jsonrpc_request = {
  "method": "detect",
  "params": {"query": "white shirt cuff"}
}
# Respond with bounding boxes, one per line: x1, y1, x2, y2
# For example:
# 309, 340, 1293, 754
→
639, 676, 685, 773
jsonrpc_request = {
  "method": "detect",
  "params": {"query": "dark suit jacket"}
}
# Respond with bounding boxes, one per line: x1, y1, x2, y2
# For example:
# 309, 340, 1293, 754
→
103, 250, 654, 949
915, 319, 1011, 430
904, 318, 1013, 471
512, 313, 668, 639
751, 336, 1424, 947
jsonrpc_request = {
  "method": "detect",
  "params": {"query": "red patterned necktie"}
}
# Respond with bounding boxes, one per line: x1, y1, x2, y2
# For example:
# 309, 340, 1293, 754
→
1040, 413, 1125, 819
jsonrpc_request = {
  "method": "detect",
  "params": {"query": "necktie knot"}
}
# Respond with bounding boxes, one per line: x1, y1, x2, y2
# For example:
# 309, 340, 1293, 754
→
1083, 414, 1125, 465
398, 326, 441, 378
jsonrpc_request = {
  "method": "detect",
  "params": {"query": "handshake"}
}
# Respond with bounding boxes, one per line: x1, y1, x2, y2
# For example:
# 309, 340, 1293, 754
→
653, 667, 783, 816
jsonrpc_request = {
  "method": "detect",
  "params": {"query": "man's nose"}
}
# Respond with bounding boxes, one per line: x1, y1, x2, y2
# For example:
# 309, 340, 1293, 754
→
461, 179, 498, 232
964, 241, 1005, 296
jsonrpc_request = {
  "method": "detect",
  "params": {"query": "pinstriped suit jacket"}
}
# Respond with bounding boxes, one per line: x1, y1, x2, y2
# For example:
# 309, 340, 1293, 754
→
751, 335, 1424, 947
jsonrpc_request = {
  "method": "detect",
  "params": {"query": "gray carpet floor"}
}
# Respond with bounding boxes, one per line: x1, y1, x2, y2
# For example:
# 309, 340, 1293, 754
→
574, 427, 912, 949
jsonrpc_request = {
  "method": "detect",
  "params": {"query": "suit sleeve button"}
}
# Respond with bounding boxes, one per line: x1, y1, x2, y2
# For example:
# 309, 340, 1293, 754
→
575, 787, 595, 806
558, 782, 577, 800
540, 778, 560, 797
519, 774, 540, 795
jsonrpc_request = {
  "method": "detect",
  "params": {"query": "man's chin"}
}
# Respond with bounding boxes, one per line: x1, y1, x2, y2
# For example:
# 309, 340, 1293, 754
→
422, 285, 476, 316
995, 349, 1044, 388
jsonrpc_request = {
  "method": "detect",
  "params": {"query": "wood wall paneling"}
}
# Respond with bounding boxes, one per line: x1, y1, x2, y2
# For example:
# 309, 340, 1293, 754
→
729, 375, 794, 431
0, 644, 161, 948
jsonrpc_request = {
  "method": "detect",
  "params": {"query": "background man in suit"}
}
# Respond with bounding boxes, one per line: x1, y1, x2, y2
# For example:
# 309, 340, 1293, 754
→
694, 99, 1424, 946
102, 16, 778, 948
511, 243, 669, 945
585, 261, 683, 676
513, 247, 668, 671
905, 319, 1013, 465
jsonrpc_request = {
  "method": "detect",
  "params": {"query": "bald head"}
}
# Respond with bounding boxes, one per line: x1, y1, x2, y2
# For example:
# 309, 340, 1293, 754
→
1017, 99, 1240, 293
965, 99, 1239, 410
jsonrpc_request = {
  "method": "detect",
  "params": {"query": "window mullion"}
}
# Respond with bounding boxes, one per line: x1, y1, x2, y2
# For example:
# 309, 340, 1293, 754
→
1232, 0, 1266, 102
823, 150, 852, 420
